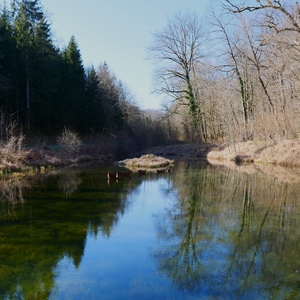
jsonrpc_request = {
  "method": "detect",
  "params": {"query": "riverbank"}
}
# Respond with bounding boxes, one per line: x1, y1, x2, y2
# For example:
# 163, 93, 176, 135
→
2, 138, 300, 177
145, 139, 300, 167
0, 143, 115, 176
206, 139, 300, 167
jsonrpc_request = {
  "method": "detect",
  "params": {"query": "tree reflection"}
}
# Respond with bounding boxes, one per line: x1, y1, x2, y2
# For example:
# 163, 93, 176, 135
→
153, 163, 212, 293
0, 177, 29, 223
2, 162, 300, 299
58, 172, 82, 198
152, 161, 300, 298
154, 190, 203, 291
0, 168, 142, 300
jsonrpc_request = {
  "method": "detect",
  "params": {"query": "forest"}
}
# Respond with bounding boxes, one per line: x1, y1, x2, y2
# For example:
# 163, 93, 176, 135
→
0, 0, 299, 154
0, 0, 167, 153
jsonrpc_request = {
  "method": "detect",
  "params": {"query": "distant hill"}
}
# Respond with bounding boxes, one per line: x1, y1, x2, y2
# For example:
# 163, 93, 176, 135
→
142, 109, 163, 120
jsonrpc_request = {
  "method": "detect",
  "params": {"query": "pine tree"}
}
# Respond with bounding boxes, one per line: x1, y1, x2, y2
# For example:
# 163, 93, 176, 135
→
61, 35, 86, 131
0, 3, 16, 109
29, 13, 61, 133
11, 0, 60, 132
97, 62, 124, 133
85, 66, 104, 132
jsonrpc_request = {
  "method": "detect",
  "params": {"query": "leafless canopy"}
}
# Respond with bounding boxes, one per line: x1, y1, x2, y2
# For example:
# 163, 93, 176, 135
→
224, 0, 300, 33
148, 11, 206, 107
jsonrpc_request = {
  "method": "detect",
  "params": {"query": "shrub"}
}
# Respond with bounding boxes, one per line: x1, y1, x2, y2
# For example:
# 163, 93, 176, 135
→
57, 127, 82, 157
0, 113, 25, 155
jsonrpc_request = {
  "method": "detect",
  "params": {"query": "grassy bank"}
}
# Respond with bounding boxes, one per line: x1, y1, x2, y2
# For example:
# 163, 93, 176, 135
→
0, 143, 115, 177
207, 140, 300, 167
3, 137, 300, 178
144, 139, 300, 168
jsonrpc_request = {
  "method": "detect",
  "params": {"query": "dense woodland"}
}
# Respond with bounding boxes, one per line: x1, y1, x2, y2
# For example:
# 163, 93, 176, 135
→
0, 0, 168, 152
0, 0, 300, 151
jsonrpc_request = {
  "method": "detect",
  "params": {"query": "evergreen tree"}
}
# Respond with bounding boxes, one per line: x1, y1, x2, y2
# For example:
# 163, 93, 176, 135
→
11, 0, 60, 132
29, 12, 61, 133
12, 0, 39, 129
61, 35, 86, 131
85, 66, 104, 132
97, 62, 124, 133
0, 3, 16, 111
0, 1, 139, 137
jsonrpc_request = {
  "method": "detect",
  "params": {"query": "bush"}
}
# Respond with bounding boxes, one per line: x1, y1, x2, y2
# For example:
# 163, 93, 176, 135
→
57, 127, 82, 157
0, 113, 25, 154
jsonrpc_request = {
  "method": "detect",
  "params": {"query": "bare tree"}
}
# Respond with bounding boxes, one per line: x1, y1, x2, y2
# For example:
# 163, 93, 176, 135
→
224, 0, 300, 34
210, 10, 257, 139
239, 17, 276, 114
148, 11, 207, 141
222, 1, 300, 140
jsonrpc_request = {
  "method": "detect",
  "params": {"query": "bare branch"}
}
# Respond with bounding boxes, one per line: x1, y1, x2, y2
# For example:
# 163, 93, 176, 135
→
224, 0, 300, 33
148, 11, 207, 137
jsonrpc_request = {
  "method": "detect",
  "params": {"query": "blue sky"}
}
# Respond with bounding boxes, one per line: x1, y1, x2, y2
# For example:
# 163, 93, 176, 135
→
41, 0, 211, 110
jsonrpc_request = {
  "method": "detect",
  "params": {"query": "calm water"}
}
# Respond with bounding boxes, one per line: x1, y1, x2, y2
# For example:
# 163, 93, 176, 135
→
1, 160, 300, 299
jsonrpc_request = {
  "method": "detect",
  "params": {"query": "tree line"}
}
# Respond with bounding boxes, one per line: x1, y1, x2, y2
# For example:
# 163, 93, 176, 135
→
0, 0, 169, 151
1, 0, 299, 149
148, 0, 300, 144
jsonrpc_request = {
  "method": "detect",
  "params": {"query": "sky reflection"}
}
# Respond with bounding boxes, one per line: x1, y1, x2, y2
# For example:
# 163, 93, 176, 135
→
51, 178, 179, 300
2, 162, 300, 299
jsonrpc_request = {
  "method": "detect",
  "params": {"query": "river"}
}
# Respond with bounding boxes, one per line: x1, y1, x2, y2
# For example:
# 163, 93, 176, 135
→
1, 159, 300, 299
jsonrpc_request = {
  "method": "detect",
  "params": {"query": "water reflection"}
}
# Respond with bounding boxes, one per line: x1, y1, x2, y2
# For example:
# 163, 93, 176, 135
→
152, 160, 300, 298
1, 161, 300, 299
0, 168, 142, 299
57, 172, 82, 199
0, 177, 28, 223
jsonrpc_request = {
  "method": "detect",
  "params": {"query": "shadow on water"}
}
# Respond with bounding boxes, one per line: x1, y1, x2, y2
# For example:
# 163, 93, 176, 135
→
1, 160, 300, 298
0, 166, 143, 299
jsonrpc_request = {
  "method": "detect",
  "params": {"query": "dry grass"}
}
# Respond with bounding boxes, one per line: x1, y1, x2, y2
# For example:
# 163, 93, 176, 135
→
207, 140, 268, 162
207, 139, 300, 167
254, 140, 300, 166
119, 154, 174, 169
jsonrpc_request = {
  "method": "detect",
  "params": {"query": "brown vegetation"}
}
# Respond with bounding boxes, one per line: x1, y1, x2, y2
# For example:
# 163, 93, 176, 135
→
0, 144, 116, 176
3, 137, 300, 178
143, 140, 300, 169
119, 154, 174, 170
207, 140, 300, 167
